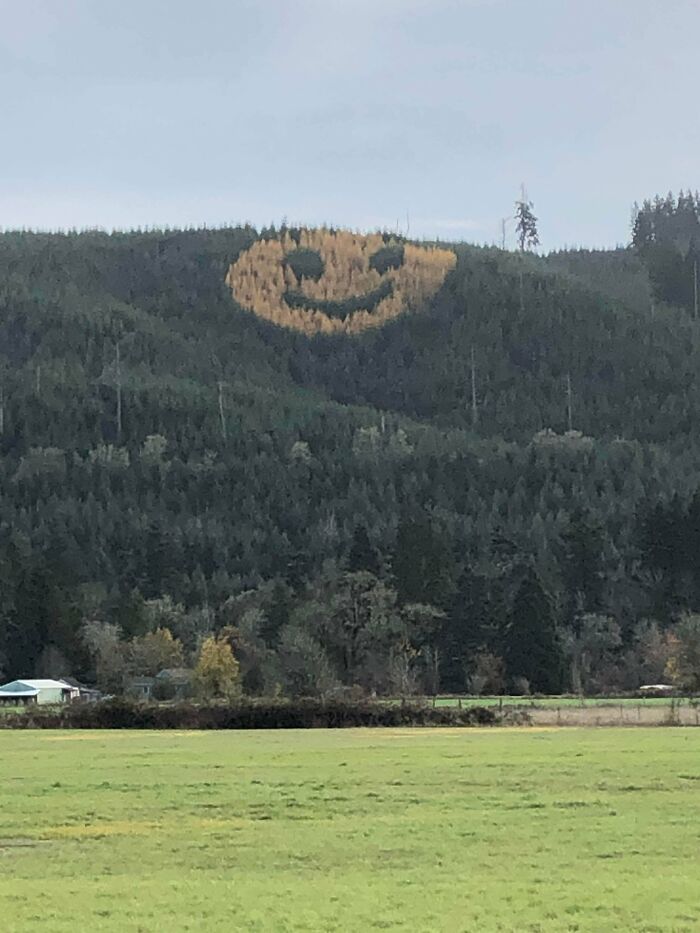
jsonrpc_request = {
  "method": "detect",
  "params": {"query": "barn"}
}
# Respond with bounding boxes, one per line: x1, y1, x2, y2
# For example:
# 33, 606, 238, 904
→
0, 679, 79, 706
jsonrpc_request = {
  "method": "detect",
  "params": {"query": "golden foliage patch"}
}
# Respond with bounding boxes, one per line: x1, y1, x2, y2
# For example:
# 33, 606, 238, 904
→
225, 228, 456, 335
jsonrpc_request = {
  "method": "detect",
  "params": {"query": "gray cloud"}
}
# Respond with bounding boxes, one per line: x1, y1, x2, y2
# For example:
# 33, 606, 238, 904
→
1, 0, 699, 246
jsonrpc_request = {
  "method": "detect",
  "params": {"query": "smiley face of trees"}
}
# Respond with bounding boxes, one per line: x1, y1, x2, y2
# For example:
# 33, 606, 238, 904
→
225, 228, 456, 335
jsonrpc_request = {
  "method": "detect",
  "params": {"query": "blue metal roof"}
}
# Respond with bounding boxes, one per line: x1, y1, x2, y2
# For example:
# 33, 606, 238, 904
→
0, 681, 39, 697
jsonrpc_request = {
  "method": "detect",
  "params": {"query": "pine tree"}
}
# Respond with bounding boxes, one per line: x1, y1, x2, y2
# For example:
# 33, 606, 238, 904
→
505, 566, 563, 693
348, 524, 380, 575
560, 508, 603, 617
441, 567, 492, 689
515, 191, 540, 252
392, 513, 453, 609
263, 580, 292, 644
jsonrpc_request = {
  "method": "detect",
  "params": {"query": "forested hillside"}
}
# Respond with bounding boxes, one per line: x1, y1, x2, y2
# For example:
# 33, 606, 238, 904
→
3, 208, 700, 696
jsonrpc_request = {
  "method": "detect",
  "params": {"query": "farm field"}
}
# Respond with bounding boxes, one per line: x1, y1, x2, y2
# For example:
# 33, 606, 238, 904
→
2, 728, 700, 932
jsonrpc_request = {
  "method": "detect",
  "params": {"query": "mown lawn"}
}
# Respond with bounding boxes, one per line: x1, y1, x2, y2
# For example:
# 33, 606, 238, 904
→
1, 728, 699, 932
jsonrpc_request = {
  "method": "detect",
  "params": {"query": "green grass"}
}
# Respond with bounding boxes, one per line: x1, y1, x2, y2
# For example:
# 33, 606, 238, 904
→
2, 728, 700, 931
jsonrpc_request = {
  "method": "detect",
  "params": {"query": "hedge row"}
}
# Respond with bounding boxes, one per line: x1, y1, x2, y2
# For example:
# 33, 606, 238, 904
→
0, 698, 502, 730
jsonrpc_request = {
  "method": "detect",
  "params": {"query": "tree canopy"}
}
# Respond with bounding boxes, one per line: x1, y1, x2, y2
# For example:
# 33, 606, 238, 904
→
1, 211, 700, 694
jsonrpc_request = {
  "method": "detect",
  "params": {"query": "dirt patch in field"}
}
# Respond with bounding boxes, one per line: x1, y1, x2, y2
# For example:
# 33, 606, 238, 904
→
527, 705, 700, 727
0, 838, 49, 852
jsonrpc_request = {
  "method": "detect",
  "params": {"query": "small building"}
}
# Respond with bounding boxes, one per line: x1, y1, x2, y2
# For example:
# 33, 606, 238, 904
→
124, 676, 155, 700
638, 683, 676, 697
155, 668, 193, 700
124, 670, 193, 701
0, 679, 79, 706
61, 678, 103, 703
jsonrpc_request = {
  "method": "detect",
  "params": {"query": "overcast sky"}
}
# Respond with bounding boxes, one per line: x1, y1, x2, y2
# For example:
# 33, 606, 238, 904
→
1, 0, 698, 248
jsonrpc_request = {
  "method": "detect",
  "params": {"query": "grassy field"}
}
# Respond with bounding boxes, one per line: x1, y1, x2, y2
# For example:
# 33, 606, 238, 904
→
2, 728, 700, 932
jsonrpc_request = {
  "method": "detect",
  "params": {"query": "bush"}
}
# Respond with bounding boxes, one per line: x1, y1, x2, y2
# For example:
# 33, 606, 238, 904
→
0, 698, 501, 730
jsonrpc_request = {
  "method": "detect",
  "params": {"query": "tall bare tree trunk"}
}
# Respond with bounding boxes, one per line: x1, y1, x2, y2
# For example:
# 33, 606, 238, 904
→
566, 372, 573, 432
218, 380, 227, 442
470, 347, 478, 427
115, 341, 122, 443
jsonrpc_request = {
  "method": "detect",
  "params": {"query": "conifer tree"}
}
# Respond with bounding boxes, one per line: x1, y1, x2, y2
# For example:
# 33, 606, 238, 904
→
560, 508, 604, 617
441, 566, 492, 689
505, 566, 563, 693
515, 190, 540, 252
263, 580, 292, 644
392, 514, 453, 609
348, 524, 380, 575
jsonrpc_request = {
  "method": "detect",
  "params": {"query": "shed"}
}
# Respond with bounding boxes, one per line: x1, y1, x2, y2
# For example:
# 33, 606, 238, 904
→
61, 678, 103, 703
638, 684, 676, 697
0, 679, 79, 705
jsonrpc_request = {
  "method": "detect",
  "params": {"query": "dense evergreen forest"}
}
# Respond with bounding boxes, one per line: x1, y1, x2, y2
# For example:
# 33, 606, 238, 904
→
3, 196, 700, 696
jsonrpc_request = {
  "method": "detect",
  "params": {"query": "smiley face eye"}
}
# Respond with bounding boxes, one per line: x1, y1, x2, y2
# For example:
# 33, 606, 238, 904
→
284, 247, 324, 283
369, 243, 405, 275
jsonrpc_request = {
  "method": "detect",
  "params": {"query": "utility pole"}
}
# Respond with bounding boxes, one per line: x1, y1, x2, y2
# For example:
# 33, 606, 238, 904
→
115, 341, 122, 443
212, 353, 228, 443
566, 373, 573, 432
217, 380, 227, 442
470, 347, 478, 427
694, 259, 698, 320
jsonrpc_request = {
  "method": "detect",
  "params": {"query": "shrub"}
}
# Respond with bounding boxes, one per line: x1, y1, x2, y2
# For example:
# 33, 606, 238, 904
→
0, 698, 501, 730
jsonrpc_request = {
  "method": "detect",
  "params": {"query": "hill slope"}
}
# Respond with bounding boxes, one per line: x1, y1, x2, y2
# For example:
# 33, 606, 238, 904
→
0, 226, 698, 692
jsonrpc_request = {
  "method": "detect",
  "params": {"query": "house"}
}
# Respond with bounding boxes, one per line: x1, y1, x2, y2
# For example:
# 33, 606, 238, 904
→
61, 677, 103, 703
124, 676, 155, 700
155, 668, 193, 700
0, 679, 80, 706
124, 670, 193, 701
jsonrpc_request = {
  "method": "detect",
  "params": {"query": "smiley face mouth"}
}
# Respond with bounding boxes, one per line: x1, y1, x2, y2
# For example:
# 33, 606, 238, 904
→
225, 228, 456, 336
284, 279, 393, 320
